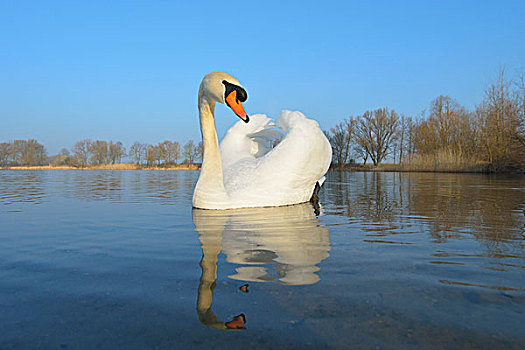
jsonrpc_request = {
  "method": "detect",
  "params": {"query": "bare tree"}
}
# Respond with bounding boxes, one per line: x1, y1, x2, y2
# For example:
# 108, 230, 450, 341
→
129, 142, 146, 165
145, 144, 159, 166
183, 140, 199, 164
53, 148, 72, 166
109, 141, 125, 164
354, 108, 399, 166
477, 69, 522, 169
157, 140, 181, 165
196, 141, 203, 163
30, 139, 46, 165
0, 142, 10, 167
400, 116, 418, 164
168, 141, 182, 164
10, 140, 24, 165
157, 141, 168, 165
397, 115, 407, 164
353, 145, 368, 165
154, 140, 183, 165
0, 140, 45, 166
89, 140, 109, 165
72, 139, 91, 167
8, 139, 46, 166
416, 96, 474, 155
515, 70, 525, 147
327, 118, 354, 169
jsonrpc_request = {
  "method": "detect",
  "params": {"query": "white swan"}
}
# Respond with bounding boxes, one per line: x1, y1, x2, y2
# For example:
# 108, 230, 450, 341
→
193, 72, 332, 210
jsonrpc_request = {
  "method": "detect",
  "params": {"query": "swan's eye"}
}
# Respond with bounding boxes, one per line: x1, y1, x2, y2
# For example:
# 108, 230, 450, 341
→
235, 86, 247, 102
222, 80, 248, 103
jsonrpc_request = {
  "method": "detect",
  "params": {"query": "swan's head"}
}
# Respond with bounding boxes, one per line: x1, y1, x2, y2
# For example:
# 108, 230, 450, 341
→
200, 72, 249, 123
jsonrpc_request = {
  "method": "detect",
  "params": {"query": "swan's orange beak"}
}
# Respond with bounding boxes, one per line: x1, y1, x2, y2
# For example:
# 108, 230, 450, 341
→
226, 90, 249, 123
225, 314, 246, 329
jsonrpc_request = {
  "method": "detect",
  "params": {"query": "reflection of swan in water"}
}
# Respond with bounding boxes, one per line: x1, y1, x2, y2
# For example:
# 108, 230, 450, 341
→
194, 203, 330, 330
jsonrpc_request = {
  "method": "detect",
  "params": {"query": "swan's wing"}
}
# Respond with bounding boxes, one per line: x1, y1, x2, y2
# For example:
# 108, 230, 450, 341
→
259, 110, 332, 188
225, 110, 332, 206
220, 114, 282, 169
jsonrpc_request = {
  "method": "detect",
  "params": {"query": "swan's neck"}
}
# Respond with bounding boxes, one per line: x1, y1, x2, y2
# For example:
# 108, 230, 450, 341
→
193, 97, 228, 207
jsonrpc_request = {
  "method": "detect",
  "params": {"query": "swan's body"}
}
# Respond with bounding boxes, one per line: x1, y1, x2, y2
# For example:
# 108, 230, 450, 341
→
193, 72, 332, 210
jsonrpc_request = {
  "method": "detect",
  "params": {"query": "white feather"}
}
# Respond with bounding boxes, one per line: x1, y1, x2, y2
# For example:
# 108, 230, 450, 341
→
217, 110, 332, 208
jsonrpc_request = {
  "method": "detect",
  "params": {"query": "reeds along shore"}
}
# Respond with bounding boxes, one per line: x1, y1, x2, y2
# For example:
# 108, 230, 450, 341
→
331, 150, 512, 173
3, 164, 201, 171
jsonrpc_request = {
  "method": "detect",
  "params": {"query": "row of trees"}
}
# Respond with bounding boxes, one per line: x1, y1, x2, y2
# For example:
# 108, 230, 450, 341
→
128, 140, 201, 166
326, 70, 525, 171
0, 139, 47, 167
57, 139, 202, 167
0, 138, 202, 167
62, 140, 127, 167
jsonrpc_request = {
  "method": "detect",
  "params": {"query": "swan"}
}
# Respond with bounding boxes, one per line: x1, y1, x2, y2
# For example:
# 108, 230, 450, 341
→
193, 72, 332, 210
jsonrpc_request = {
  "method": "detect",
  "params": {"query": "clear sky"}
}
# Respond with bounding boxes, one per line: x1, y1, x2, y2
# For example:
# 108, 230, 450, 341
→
1, 1, 524, 154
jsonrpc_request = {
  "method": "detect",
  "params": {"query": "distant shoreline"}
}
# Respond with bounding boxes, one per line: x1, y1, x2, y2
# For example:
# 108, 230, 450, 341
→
2, 164, 523, 174
2, 164, 201, 171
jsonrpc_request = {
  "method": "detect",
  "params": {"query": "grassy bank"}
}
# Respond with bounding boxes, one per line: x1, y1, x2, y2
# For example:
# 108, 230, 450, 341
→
3, 163, 201, 171
331, 152, 525, 172
330, 149, 525, 173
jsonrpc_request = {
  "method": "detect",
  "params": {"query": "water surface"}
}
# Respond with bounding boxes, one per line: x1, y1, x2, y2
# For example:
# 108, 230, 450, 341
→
1, 170, 524, 349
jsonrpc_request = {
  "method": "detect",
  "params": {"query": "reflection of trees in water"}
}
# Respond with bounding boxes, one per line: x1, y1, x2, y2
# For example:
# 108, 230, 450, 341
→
322, 171, 525, 254
325, 172, 406, 233
407, 174, 525, 255
0, 171, 45, 208
69, 171, 124, 202
354, 172, 401, 226
139, 170, 196, 204
0, 170, 200, 206
67, 171, 197, 204
143, 172, 181, 204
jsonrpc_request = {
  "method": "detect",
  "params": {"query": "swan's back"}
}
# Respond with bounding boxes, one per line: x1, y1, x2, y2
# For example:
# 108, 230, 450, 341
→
220, 110, 332, 208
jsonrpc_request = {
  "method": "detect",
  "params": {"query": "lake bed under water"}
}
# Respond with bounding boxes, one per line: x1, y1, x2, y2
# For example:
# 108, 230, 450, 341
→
1, 170, 524, 349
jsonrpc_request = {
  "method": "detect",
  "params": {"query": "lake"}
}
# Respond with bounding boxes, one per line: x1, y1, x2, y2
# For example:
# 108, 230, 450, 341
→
1, 170, 524, 349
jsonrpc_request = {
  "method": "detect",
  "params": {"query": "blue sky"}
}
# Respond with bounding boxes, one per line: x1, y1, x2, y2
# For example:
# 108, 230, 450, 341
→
1, 1, 524, 154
